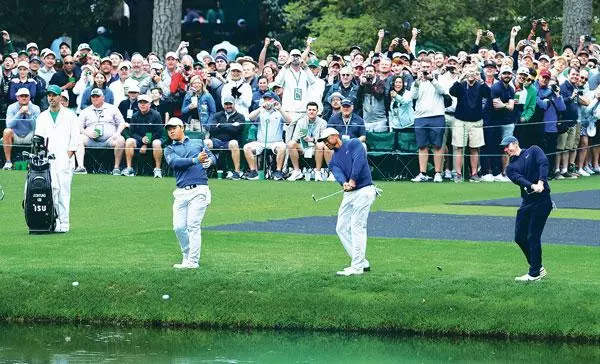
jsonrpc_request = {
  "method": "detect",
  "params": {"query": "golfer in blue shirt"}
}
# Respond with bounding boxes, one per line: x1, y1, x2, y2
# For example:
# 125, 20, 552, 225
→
503, 136, 552, 282
164, 117, 216, 269
318, 127, 377, 276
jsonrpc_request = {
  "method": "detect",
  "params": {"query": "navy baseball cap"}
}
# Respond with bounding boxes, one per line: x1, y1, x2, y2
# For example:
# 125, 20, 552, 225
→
500, 136, 518, 146
341, 98, 353, 107
262, 91, 281, 103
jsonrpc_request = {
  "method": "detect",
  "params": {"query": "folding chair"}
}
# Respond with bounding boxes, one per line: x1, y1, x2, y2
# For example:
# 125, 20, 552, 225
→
366, 131, 396, 180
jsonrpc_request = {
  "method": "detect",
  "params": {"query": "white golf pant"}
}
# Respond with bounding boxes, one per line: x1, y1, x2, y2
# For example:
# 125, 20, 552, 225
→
335, 184, 376, 269
50, 159, 73, 231
172, 185, 211, 265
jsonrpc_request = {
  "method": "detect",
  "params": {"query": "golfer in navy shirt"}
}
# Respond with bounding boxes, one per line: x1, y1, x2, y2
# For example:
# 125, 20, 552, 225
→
164, 117, 216, 269
503, 136, 552, 282
318, 127, 377, 276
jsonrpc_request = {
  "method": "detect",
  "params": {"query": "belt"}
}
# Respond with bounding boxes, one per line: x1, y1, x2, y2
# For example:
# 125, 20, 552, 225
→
183, 184, 198, 190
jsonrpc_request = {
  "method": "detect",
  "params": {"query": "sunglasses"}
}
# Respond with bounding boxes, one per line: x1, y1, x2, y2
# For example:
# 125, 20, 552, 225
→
580, 77, 588, 81
63, 61, 74, 64
341, 74, 352, 76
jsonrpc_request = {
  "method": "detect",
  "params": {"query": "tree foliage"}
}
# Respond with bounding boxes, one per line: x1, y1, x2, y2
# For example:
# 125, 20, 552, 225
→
0, 0, 121, 45
277, 0, 599, 57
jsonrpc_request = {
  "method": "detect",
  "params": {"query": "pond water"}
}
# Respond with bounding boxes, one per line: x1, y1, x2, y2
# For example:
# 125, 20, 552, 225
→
0, 323, 598, 363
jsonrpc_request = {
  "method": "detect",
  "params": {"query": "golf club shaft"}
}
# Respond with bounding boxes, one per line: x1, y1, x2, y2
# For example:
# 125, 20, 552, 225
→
315, 189, 344, 202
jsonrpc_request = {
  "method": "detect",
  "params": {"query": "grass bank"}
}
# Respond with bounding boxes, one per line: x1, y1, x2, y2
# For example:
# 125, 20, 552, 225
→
0, 172, 598, 340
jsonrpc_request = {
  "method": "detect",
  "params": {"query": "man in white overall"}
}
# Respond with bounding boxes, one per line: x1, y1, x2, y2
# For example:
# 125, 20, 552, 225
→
34, 84, 80, 233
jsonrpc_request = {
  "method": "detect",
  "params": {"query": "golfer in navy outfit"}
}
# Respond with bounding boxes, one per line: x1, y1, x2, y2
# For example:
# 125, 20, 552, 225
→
502, 136, 552, 282
164, 117, 216, 269
318, 127, 377, 276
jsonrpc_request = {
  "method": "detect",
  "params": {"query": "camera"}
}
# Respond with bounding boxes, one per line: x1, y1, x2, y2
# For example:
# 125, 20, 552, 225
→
184, 64, 191, 71
584, 35, 597, 42
365, 74, 374, 81
550, 84, 559, 93
209, 71, 216, 77
577, 90, 584, 96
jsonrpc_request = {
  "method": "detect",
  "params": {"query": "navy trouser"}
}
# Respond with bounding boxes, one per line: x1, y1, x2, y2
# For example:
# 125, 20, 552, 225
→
514, 197, 553, 276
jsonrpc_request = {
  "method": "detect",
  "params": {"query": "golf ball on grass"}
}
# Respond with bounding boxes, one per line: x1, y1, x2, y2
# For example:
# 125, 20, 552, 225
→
162, 294, 170, 300
72, 281, 79, 287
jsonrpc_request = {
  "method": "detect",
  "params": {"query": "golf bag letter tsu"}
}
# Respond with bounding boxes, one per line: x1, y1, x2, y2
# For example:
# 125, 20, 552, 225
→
22, 135, 56, 233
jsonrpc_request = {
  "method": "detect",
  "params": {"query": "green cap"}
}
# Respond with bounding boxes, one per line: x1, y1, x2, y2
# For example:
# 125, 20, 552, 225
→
18, 50, 28, 56
307, 59, 320, 68
47, 85, 62, 95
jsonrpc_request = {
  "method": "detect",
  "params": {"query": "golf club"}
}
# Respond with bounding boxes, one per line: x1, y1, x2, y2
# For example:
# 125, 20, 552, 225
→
312, 189, 344, 203
0, 185, 4, 201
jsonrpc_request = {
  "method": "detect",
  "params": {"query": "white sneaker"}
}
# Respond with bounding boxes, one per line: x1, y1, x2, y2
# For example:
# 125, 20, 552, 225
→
577, 168, 590, 177
593, 166, 600, 174
314, 170, 323, 181
73, 166, 87, 174
583, 165, 595, 175
494, 174, 510, 182
153, 168, 163, 178
515, 273, 542, 282
539, 267, 547, 278
173, 260, 199, 269
443, 170, 452, 179
336, 266, 364, 276
433, 172, 443, 183
287, 169, 304, 181
327, 172, 336, 181
411, 173, 429, 182
481, 173, 494, 182
2, 162, 13, 170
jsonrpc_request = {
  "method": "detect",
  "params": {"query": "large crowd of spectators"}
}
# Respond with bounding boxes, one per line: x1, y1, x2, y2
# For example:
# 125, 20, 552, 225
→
1, 19, 600, 182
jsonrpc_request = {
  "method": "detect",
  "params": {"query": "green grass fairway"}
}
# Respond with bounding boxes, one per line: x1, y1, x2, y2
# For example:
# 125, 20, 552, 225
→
0, 171, 599, 340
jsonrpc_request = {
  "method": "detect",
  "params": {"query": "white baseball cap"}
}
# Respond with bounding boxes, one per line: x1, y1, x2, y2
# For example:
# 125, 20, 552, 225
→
137, 94, 151, 103
164, 117, 184, 128
165, 51, 179, 60
317, 127, 340, 142
229, 62, 243, 72
26, 42, 38, 51
16, 88, 30, 96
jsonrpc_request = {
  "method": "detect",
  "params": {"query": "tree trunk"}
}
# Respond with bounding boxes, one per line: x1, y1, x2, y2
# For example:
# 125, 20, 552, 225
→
562, 0, 593, 48
152, 0, 182, 57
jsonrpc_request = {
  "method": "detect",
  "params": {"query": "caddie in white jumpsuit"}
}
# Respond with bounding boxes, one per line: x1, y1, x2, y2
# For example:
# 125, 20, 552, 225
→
34, 85, 80, 233
318, 127, 377, 276
164, 117, 216, 269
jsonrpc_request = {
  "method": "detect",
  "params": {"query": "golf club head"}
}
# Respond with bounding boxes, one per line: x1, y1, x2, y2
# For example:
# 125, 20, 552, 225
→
312, 194, 317, 202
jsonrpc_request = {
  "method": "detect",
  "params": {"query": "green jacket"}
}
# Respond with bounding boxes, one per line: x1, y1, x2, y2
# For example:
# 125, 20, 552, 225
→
520, 83, 537, 122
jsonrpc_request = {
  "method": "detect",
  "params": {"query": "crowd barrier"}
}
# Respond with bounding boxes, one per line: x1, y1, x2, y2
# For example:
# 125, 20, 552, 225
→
1, 118, 599, 180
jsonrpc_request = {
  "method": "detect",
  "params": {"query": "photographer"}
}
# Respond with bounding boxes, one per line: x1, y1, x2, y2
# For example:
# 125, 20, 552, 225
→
555, 68, 589, 178
526, 19, 555, 57
220, 62, 252, 119
449, 65, 490, 182
410, 57, 448, 183
471, 29, 499, 54
169, 55, 195, 118
139, 62, 170, 95
535, 70, 565, 175
357, 64, 387, 132
274, 49, 316, 139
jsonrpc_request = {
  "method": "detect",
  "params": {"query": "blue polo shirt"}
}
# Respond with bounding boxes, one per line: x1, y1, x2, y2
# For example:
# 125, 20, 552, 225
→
327, 112, 366, 139
164, 136, 216, 188
486, 80, 516, 125
329, 138, 373, 189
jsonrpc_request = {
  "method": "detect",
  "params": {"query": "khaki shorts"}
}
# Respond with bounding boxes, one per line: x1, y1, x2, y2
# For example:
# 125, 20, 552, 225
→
13, 131, 33, 145
244, 141, 286, 155
443, 114, 455, 146
556, 125, 578, 151
452, 120, 484, 148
